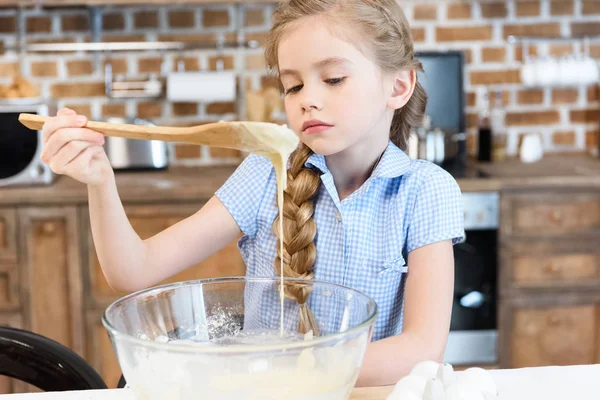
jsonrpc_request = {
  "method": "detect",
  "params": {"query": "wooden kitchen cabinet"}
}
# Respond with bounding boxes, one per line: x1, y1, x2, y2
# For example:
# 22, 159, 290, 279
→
17, 207, 85, 357
501, 192, 600, 237
502, 238, 600, 290
499, 189, 600, 369
0, 209, 17, 265
501, 293, 600, 368
82, 203, 246, 308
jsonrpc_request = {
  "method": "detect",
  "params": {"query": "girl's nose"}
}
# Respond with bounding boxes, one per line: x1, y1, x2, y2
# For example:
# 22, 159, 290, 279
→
299, 89, 323, 112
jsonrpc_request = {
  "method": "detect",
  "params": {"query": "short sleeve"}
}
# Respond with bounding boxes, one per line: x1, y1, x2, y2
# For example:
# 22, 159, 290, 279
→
406, 166, 465, 253
215, 154, 274, 238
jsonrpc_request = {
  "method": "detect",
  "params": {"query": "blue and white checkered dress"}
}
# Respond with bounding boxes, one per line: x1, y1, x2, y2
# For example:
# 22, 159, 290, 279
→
215, 140, 464, 341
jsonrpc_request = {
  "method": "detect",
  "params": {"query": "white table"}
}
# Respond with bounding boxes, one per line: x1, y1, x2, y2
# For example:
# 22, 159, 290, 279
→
1, 364, 599, 399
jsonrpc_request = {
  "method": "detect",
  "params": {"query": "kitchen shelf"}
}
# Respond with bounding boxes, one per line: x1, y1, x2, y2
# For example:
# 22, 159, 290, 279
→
18, 40, 259, 54
507, 35, 600, 44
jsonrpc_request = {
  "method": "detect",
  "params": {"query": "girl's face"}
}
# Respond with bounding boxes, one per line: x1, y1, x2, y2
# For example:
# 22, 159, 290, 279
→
278, 17, 397, 156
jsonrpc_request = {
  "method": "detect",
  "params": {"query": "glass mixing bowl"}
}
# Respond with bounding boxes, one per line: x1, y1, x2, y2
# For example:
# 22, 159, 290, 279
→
102, 277, 378, 400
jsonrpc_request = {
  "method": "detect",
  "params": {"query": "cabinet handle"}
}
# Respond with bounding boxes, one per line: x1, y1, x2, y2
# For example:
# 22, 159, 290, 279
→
549, 210, 564, 224
544, 261, 560, 274
548, 315, 561, 326
42, 222, 56, 235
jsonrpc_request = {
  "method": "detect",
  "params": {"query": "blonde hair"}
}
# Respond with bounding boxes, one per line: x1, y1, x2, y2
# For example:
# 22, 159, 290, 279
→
267, 0, 427, 334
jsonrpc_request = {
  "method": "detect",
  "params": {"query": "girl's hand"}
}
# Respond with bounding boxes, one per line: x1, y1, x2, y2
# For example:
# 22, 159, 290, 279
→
40, 108, 113, 186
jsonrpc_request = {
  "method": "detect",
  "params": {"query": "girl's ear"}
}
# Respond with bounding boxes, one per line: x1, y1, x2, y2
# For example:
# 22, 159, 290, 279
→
387, 69, 416, 110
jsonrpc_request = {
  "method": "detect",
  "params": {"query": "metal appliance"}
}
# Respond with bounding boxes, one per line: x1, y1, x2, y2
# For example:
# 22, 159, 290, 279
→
0, 99, 56, 187
443, 191, 499, 365
414, 51, 467, 163
104, 117, 169, 171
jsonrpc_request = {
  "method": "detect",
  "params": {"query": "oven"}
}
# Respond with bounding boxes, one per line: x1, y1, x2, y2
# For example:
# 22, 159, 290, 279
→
0, 100, 56, 187
443, 191, 499, 365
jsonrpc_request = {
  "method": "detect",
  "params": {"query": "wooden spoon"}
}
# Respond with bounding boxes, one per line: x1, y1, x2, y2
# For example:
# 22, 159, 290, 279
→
18, 113, 299, 155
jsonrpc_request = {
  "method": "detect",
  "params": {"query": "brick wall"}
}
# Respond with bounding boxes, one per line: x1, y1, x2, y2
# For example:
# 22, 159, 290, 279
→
0, 0, 598, 166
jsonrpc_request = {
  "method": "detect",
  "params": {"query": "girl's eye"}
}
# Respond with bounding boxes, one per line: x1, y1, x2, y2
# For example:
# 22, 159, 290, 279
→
325, 77, 345, 85
285, 85, 303, 95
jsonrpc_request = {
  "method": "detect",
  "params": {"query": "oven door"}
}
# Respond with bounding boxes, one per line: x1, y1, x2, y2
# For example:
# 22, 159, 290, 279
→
0, 101, 54, 187
444, 229, 498, 365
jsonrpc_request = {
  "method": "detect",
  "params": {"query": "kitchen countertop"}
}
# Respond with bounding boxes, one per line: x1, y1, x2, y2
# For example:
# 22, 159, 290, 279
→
0, 153, 599, 206
0, 364, 599, 399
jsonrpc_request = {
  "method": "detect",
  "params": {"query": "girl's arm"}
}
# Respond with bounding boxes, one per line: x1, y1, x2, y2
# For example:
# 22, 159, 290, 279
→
355, 239, 455, 387
90, 175, 241, 292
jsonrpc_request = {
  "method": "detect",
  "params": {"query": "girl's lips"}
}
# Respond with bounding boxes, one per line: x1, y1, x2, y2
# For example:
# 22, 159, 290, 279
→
303, 125, 332, 135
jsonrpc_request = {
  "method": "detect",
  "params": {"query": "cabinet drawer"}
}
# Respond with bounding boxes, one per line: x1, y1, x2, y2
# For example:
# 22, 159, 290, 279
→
503, 239, 600, 289
502, 192, 600, 236
84, 204, 246, 306
0, 265, 19, 310
0, 209, 17, 264
513, 253, 599, 287
511, 303, 597, 368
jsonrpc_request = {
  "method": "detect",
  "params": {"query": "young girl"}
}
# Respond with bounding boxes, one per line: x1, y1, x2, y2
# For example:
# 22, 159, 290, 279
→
40, 0, 463, 387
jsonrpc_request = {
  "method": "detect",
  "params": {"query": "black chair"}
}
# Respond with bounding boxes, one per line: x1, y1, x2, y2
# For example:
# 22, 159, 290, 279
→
0, 326, 108, 392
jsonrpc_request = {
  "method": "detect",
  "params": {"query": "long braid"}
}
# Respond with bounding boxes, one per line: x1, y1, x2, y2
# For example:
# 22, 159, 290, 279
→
272, 143, 321, 334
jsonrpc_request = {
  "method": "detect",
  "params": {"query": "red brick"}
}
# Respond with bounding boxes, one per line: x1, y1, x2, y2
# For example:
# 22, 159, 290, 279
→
0, 16, 16, 33
552, 131, 575, 145
169, 11, 195, 28
552, 89, 579, 104
572, 22, 600, 36
414, 4, 437, 20
582, 0, 600, 15
67, 60, 93, 76
173, 102, 198, 116
504, 23, 561, 40
102, 103, 126, 118
0, 62, 18, 77
518, 89, 544, 105
447, 3, 471, 19
570, 109, 599, 124
588, 86, 599, 103
470, 70, 521, 85
102, 14, 124, 30
30, 61, 58, 77
467, 91, 476, 107
138, 58, 163, 74
206, 102, 236, 114
586, 130, 598, 147
506, 111, 560, 126
482, 47, 506, 62
62, 14, 88, 31
64, 104, 91, 117
134, 11, 158, 29
137, 102, 162, 119
411, 27, 425, 42
175, 144, 201, 159
551, 0, 574, 15
516, 2, 541, 17
481, 2, 507, 18
210, 147, 241, 158
436, 26, 492, 42
26, 16, 52, 33
245, 9, 264, 27
51, 82, 105, 98
203, 10, 229, 28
